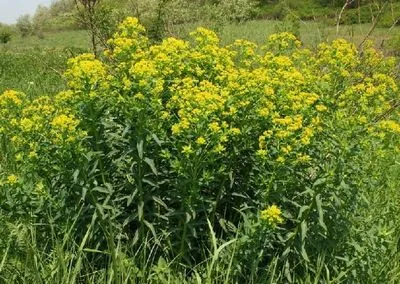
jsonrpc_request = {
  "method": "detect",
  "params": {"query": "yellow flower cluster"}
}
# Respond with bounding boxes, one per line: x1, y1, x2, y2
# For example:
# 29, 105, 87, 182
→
0, 91, 87, 169
4, 18, 396, 189
105, 17, 148, 61
378, 120, 400, 134
6, 174, 18, 185
59, 17, 395, 166
266, 32, 301, 53
260, 204, 284, 226
64, 53, 108, 91
0, 89, 24, 105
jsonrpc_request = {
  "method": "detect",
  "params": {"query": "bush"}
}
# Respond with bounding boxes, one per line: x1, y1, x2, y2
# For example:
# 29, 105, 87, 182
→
274, 13, 300, 37
0, 25, 12, 44
0, 17, 399, 282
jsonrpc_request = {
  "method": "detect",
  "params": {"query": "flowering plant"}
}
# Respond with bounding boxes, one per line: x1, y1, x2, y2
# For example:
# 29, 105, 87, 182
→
1, 17, 399, 281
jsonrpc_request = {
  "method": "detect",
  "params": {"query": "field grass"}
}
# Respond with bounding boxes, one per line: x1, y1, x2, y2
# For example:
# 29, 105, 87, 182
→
0, 30, 90, 96
0, 50, 69, 97
220, 20, 400, 49
2, 30, 90, 51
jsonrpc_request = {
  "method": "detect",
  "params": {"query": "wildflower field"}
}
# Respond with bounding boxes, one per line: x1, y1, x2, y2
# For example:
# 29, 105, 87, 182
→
0, 17, 400, 283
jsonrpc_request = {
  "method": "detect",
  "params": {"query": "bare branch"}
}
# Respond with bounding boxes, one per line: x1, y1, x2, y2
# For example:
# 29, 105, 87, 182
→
336, 0, 355, 36
358, 1, 389, 49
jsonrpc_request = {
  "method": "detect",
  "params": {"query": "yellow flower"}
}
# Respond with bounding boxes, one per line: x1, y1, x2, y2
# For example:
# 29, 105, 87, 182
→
297, 154, 312, 163
281, 145, 292, 154
196, 136, 206, 145
20, 118, 34, 132
65, 53, 107, 90
181, 145, 193, 155
379, 120, 400, 134
258, 108, 270, 117
134, 93, 145, 100
209, 122, 221, 133
161, 111, 170, 120
6, 175, 18, 185
51, 114, 79, 132
1, 90, 24, 105
29, 151, 38, 159
315, 104, 328, 112
15, 153, 23, 161
276, 156, 285, 163
256, 149, 268, 158
230, 127, 241, 135
213, 144, 225, 154
35, 181, 47, 196
260, 204, 284, 226
171, 124, 181, 135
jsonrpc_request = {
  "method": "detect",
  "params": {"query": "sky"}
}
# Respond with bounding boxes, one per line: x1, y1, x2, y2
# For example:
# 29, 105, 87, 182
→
0, 0, 53, 24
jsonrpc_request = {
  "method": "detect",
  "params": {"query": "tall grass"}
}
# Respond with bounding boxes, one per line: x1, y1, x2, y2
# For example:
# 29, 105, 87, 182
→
0, 50, 70, 97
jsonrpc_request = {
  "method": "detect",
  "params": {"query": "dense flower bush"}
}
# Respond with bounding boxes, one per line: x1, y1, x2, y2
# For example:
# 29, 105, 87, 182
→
1, 17, 399, 282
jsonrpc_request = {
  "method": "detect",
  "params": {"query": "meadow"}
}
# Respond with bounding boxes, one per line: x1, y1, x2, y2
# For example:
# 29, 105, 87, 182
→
0, 16, 400, 283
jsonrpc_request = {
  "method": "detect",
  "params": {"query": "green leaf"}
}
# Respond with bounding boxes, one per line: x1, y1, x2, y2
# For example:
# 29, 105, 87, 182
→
92, 186, 112, 194
73, 169, 79, 183
301, 244, 310, 262
229, 171, 234, 189
144, 157, 158, 175
137, 140, 144, 159
315, 194, 327, 232
83, 248, 110, 255
298, 205, 310, 219
284, 260, 292, 283
282, 247, 291, 258
95, 203, 105, 218
138, 201, 144, 221
142, 178, 157, 187
300, 220, 307, 242
143, 219, 157, 239
152, 133, 162, 146
152, 196, 169, 210
313, 178, 326, 187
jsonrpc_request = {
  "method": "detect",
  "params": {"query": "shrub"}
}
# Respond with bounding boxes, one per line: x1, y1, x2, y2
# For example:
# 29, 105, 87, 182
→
0, 17, 399, 282
0, 25, 12, 44
274, 13, 300, 37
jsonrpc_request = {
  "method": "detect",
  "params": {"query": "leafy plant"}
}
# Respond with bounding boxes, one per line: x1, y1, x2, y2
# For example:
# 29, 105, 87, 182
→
0, 17, 399, 282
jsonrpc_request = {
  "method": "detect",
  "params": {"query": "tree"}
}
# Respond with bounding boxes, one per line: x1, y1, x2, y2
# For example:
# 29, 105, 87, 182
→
33, 5, 50, 31
16, 15, 33, 37
74, 0, 102, 55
